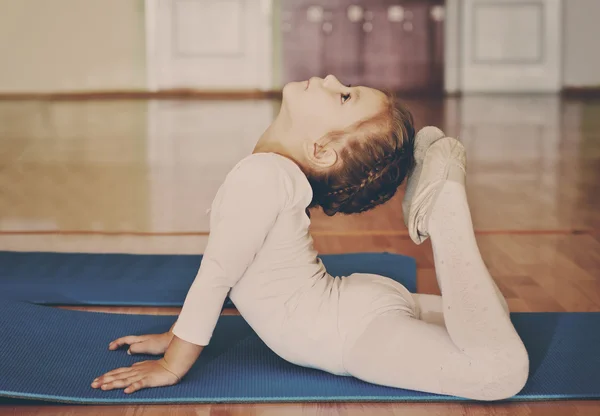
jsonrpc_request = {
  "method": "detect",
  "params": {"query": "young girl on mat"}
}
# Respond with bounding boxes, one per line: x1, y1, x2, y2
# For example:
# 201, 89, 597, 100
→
91, 75, 529, 401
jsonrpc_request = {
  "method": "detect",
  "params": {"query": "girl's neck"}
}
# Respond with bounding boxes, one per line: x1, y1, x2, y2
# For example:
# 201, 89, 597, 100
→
253, 118, 309, 174
254, 117, 297, 156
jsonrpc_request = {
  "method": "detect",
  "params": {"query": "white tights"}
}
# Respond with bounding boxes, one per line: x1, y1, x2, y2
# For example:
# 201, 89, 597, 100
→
342, 181, 529, 401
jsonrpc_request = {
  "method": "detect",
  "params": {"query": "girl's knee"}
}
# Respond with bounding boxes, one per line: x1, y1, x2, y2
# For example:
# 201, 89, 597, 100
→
501, 343, 529, 398
476, 343, 529, 401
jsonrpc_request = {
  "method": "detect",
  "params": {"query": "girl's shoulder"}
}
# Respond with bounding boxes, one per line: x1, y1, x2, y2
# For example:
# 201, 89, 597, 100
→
230, 152, 305, 182
226, 152, 312, 203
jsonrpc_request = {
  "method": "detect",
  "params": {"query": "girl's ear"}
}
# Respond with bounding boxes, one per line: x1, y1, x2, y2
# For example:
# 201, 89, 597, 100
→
303, 135, 338, 169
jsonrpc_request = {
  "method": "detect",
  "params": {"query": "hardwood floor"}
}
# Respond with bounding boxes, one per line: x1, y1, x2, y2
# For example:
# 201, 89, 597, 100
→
0, 95, 599, 415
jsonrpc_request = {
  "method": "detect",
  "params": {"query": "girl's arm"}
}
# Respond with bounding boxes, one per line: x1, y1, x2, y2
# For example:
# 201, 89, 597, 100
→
162, 335, 203, 377
172, 156, 288, 347
93, 156, 289, 393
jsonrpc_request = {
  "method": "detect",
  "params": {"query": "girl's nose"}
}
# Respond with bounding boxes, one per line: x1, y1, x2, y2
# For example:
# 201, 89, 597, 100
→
323, 74, 342, 88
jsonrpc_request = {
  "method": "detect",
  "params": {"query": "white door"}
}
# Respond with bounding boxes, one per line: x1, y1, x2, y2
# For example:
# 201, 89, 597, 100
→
146, 0, 273, 90
460, 0, 562, 92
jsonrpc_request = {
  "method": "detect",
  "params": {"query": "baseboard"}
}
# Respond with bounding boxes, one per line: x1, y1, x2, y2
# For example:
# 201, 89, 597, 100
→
0, 87, 447, 101
0, 89, 283, 101
562, 87, 600, 98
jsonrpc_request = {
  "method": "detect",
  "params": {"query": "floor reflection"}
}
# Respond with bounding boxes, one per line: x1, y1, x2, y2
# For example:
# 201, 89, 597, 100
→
0, 96, 598, 235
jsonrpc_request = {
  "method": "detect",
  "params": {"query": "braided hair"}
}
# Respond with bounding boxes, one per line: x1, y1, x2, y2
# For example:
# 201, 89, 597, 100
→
306, 94, 415, 216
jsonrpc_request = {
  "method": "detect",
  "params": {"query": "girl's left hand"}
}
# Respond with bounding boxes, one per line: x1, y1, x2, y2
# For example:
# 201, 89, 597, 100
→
91, 358, 180, 394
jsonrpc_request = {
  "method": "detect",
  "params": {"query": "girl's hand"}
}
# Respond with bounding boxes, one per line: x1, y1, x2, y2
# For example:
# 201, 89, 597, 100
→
91, 359, 180, 394
108, 332, 173, 355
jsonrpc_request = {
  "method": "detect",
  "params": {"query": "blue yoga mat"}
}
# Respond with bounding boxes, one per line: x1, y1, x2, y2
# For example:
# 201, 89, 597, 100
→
0, 300, 599, 403
0, 251, 416, 307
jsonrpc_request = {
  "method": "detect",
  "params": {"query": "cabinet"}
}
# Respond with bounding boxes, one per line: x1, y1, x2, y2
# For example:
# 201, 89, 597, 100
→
281, 0, 445, 93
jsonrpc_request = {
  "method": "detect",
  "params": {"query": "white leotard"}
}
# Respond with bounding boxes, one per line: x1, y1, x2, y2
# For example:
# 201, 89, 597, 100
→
172, 152, 416, 375
173, 142, 529, 401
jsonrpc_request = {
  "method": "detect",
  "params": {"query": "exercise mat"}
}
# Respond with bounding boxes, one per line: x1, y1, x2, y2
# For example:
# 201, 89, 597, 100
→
0, 251, 416, 307
1, 300, 599, 403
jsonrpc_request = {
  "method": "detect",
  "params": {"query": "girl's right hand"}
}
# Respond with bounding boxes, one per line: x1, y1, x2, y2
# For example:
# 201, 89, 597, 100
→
108, 332, 174, 356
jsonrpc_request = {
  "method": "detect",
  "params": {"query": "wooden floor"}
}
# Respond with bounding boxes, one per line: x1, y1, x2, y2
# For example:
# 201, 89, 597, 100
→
0, 95, 599, 415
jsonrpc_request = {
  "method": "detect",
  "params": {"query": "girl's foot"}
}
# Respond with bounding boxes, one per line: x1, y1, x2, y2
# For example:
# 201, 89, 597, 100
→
402, 127, 466, 244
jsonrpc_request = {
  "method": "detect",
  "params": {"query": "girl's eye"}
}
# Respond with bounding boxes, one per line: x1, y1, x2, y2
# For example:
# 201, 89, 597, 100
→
341, 83, 352, 104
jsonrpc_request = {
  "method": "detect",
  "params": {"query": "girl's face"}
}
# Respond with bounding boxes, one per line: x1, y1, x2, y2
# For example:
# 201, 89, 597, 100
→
280, 75, 387, 143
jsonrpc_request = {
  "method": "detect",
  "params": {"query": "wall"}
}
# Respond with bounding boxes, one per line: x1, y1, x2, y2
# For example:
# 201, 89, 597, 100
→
563, 0, 600, 87
0, 0, 146, 93
0, 0, 599, 93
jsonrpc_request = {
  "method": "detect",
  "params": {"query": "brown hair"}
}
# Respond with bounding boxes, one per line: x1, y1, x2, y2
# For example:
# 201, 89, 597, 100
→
306, 94, 415, 216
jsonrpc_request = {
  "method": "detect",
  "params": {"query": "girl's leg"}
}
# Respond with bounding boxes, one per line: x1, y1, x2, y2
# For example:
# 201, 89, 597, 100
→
343, 135, 528, 401
413, 288, 508, 328
414, 262, 509, 328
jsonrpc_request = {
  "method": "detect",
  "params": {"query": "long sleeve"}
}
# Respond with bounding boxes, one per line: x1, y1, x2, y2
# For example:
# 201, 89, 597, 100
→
172, 155, 289, 346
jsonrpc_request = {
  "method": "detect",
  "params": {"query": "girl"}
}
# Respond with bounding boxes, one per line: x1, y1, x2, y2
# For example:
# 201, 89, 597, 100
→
91, 75, 529, 401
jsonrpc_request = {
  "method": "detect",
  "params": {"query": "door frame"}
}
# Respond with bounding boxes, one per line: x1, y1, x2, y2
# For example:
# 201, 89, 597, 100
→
144, 0, 274, 91
444, 0, 462, 93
